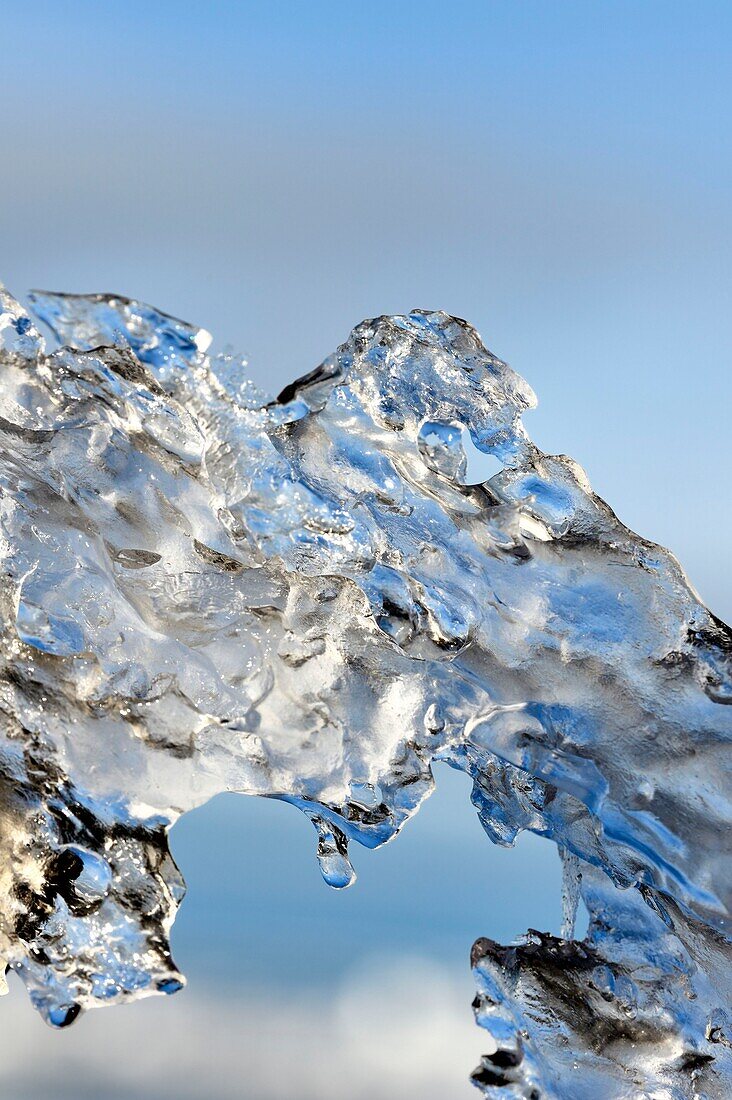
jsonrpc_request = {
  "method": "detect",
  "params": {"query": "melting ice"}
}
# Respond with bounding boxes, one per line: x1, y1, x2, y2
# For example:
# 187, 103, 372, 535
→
0, 284, 729, 1097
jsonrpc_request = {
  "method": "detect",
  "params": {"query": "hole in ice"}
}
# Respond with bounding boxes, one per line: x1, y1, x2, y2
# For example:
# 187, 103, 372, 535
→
5, 769, 566, 1096
417, 421, 505, 487
168, 764, 563, 993
460, 429, 504, 486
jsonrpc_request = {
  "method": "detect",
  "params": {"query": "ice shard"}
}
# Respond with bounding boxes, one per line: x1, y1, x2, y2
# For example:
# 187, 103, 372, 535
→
0, 284, 729, 1096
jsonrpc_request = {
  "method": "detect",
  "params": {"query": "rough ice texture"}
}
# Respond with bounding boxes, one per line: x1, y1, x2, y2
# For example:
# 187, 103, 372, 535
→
0, 284, 729, 1096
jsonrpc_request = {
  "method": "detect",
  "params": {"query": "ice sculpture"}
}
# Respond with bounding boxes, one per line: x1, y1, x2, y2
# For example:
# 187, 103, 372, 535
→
0, 283, 729, 1096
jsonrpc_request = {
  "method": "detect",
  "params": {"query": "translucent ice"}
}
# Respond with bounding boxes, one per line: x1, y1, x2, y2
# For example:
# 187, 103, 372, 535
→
0, 285, 729, 1096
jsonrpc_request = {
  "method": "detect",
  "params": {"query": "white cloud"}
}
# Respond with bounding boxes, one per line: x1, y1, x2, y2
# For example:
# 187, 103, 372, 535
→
0, 959, 487, 1099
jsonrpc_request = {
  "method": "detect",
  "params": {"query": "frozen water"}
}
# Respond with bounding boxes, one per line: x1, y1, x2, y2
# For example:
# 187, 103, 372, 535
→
0, 284, 729, 1096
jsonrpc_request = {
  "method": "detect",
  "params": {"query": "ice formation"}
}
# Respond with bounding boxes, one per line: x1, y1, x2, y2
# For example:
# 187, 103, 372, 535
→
0, 284, 729, 1097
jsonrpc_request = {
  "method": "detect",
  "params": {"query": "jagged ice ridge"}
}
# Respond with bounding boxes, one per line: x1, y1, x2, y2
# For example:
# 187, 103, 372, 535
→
0, 284, 729, 1097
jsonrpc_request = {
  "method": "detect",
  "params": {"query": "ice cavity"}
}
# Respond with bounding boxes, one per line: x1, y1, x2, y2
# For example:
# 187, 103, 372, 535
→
0, 284, 729, 1097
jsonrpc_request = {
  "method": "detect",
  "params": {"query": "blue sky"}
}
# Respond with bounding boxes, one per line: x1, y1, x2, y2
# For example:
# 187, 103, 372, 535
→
1, 4, 730, 1096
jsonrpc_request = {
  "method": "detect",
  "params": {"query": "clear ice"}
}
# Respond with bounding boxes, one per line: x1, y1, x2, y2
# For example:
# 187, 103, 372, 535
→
0, 283, 729, 1097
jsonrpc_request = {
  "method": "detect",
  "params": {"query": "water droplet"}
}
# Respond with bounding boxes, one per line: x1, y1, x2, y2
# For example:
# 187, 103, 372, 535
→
45, 1002, 82, 1029
309, 814, 356, 889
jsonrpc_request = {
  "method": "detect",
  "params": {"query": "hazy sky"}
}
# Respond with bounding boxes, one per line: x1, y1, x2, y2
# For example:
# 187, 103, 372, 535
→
1, 4, 730, 1096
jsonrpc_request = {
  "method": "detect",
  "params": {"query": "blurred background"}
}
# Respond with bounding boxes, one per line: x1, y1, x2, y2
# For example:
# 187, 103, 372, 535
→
1, 2, 730, 1096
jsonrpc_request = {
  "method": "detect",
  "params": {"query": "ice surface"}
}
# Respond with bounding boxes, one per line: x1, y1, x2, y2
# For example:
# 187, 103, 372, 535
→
0, 284, 729, 1096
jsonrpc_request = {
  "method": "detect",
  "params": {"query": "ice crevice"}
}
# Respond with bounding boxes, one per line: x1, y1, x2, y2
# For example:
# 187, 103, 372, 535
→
0, 283, 729, 1097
